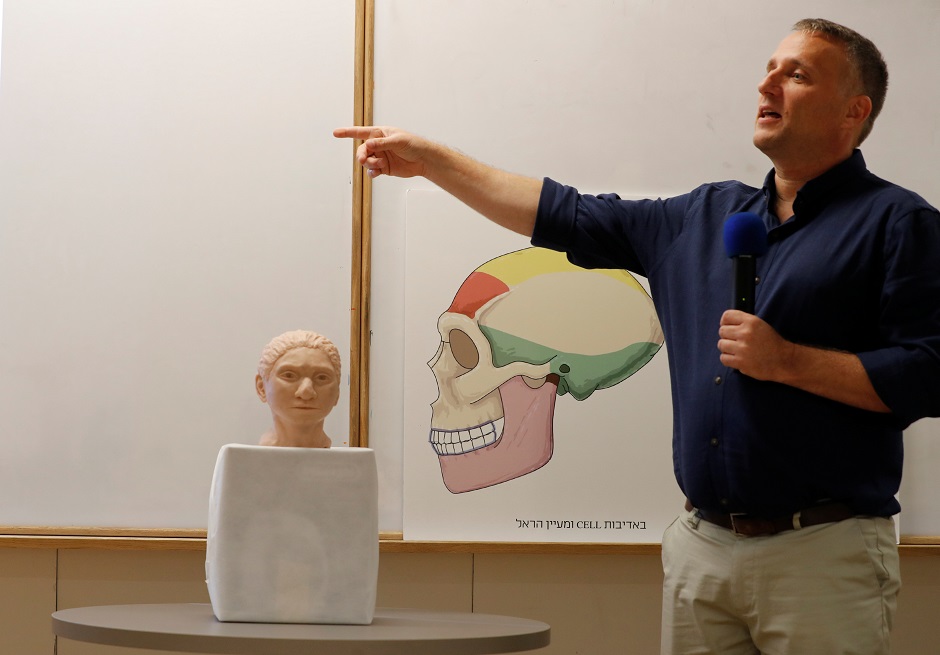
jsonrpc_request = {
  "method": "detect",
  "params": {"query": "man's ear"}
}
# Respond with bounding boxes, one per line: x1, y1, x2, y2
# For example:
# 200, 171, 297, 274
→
255, 374, 267, 402
846, 94, 873, 128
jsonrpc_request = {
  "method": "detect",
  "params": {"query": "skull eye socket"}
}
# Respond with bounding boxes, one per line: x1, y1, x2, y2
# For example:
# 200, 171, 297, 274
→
448, 329, 480, 370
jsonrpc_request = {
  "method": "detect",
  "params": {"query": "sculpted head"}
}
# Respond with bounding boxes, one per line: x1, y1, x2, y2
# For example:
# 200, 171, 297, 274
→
255, 330, 342, 448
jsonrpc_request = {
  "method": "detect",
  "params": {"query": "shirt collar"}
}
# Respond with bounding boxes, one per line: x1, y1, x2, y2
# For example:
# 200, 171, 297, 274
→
760, 149, 868, 222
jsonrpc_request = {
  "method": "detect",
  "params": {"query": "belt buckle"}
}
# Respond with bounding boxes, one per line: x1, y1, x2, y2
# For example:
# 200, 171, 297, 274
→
729, 513, 776, 537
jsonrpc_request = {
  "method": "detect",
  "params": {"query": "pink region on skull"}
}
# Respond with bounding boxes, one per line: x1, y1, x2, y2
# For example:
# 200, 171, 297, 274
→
438, 374, 558, 493
447, 272, 510, 318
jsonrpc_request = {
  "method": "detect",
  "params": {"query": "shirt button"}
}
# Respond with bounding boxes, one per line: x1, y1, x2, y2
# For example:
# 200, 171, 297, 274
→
720, 498, 729, 507
710, 438, 719, 447
755, 276, 761, 285
714, 376, 722, 385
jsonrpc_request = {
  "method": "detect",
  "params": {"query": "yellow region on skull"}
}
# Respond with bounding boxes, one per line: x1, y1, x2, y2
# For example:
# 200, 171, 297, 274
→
477, 248, 644, 292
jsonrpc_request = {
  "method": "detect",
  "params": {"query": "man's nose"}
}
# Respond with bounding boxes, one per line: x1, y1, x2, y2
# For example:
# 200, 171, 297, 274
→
296, 377, 317, 399
758, 70, 779, 95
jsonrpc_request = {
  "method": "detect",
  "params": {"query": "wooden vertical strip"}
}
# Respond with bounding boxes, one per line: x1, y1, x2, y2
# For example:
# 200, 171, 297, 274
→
348, 0, 367, 447
358, 0, 375, 447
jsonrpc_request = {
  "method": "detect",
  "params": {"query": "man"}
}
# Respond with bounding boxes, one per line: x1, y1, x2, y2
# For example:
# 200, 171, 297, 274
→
335, 18, 940, 654
256, 330, 342, 448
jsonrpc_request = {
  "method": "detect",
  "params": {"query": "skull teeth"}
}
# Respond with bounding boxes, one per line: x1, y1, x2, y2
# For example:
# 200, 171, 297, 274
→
428, 417, 505, 456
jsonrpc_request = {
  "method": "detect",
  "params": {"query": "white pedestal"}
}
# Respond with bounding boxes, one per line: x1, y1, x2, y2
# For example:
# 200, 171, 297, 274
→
206, 445, 378, 624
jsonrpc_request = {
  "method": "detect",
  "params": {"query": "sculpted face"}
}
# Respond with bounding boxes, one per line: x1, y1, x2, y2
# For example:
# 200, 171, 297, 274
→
256, 346, 340, 447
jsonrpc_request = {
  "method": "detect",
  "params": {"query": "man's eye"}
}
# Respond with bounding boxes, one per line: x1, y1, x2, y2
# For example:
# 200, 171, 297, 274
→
792, 72, 804, 80
280, 372, 297, 380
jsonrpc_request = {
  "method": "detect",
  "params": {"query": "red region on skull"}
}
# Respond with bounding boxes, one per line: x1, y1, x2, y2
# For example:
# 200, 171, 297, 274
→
447, 272, 510, 318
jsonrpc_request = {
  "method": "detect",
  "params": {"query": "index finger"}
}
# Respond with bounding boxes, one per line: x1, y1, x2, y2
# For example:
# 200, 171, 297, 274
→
333, 126, 383, 140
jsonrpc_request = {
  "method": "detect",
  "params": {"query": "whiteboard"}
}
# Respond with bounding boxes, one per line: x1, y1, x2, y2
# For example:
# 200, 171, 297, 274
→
2, 0, 937, 537
368, 0, 940, 535
0, 0, 355, 529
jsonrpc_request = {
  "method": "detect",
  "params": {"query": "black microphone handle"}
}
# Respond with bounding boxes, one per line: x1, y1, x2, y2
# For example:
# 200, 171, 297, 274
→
732, 255, 757, 313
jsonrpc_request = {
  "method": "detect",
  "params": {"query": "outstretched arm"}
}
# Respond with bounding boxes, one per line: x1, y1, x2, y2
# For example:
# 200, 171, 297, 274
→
333, 126, 541, 237
717, 310, 890, 413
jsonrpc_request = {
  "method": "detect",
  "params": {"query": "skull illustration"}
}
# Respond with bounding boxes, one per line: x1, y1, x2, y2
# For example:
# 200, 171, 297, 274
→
428, 247, 663, 493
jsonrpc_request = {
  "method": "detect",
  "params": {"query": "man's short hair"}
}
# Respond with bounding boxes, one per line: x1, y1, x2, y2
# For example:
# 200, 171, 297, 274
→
793, 18, 888, 145
257, 330, 342, 381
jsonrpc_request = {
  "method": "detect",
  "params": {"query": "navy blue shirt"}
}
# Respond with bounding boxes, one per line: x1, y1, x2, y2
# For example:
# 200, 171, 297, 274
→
533, 150, 940, 517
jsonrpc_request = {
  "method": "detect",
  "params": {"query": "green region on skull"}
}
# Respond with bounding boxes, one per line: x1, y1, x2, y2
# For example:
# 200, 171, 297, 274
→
480, 326, 662, 401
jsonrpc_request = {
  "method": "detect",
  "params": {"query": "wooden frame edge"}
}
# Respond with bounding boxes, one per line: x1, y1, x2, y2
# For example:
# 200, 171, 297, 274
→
2, 532, 937, 554
348, 0, 375, 447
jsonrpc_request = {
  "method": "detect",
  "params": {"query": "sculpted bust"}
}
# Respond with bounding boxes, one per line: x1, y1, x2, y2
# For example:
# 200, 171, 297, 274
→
255, 330, 341, 448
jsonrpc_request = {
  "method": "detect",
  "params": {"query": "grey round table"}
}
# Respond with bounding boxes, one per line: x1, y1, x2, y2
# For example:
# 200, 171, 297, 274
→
51, 603, 551, 654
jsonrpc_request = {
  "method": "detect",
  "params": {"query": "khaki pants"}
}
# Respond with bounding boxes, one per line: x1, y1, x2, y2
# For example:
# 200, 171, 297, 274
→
661, 508, 900, 655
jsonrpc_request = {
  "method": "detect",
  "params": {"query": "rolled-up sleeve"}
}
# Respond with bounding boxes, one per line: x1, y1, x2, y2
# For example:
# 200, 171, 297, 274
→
858, 206, 940, 425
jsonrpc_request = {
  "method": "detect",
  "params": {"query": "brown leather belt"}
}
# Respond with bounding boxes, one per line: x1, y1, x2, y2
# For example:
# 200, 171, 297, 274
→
685, 499, 856, 537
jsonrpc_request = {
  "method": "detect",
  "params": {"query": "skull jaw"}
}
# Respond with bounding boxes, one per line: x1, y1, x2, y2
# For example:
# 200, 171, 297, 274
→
436, 375, 557, 493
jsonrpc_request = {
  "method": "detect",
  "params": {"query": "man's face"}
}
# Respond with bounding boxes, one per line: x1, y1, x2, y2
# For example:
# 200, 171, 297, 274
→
256, 347, 340, 427
753, 31, 858, 161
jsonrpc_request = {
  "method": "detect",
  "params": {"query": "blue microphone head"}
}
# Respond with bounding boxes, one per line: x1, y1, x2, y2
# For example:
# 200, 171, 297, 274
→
723, 212, 768, 257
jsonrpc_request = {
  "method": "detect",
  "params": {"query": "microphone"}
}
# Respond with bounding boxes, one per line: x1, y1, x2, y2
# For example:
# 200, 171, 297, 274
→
723, 212, 768, 313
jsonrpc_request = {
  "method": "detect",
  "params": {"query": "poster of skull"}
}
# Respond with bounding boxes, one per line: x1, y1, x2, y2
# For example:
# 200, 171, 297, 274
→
403, 190, 685, 542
